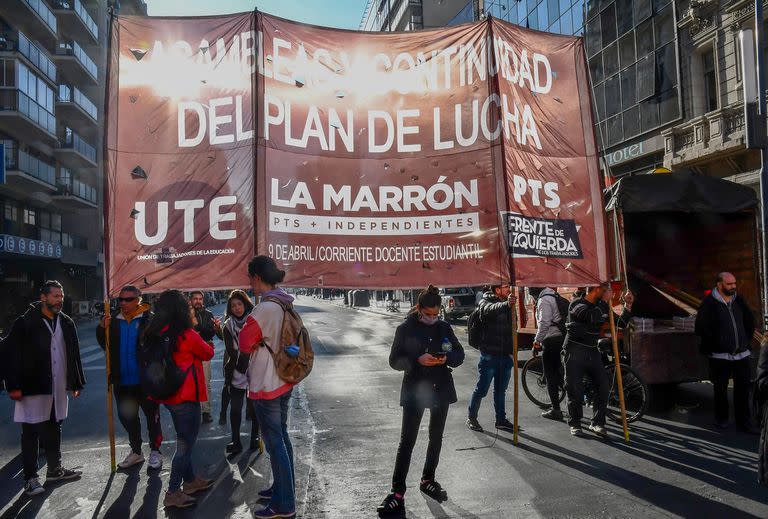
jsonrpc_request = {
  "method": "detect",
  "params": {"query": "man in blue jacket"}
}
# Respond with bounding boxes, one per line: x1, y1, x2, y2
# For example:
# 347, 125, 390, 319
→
97, 285, 162, 469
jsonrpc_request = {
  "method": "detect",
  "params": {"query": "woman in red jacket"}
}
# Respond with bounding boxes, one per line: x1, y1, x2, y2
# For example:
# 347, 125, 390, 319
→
145, 290, 215, 509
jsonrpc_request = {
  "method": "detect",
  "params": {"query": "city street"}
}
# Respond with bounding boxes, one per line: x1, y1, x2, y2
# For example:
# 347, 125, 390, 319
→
0, 296, 766, 518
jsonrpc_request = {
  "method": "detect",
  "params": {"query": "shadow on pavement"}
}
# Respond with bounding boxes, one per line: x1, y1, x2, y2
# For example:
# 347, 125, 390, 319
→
101, 470, 134, 518
0, 454, 23, 512
0, 476, 82, 519
504, 431, 764, 518
605, 420, 762, 503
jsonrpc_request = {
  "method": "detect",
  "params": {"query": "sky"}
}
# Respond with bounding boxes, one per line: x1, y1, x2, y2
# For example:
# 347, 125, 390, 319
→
144, 0, 369, 29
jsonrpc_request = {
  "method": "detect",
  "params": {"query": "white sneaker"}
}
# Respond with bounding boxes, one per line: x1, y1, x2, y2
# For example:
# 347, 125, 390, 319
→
148, 450, 163, 470
24, 477, 45, 496
118, 451, 145, 469
588, 424, 608, 438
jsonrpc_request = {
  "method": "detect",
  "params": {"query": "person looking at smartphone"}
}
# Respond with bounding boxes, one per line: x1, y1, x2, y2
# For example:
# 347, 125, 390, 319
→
377, 285, 465, 516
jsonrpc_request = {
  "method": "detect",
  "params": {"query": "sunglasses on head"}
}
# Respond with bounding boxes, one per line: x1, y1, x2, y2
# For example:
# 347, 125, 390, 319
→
118, 297, 137, 302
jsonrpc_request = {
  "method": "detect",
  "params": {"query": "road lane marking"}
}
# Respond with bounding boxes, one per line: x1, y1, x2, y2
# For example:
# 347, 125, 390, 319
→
79, 345, 101, 355
80, 351, 106, 364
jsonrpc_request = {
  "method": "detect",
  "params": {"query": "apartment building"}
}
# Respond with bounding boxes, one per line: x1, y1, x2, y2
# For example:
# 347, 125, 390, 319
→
0, 0, 112, 328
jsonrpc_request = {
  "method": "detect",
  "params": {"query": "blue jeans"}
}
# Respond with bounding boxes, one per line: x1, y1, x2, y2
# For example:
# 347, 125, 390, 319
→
253, 390, 295, 513
468, 353, 513, 422
165, 402, 201, 493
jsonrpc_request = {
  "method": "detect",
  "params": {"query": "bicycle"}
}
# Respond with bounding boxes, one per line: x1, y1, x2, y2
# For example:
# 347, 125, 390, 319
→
521, 340, 648, 423
386, 299, 401, 312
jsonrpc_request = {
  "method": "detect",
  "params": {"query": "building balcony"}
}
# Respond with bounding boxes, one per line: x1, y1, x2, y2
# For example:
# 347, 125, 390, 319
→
662, 106, 746, 169
0, 30, 57, 84
51, 0, 99, 45
3, 148, 57, 192
0, 1, 58, 47
57, 83, 98, 129
53, 172, 98, 209
0, 88, 57, 143
54, 128, 97, 168
52, 41, 97, 85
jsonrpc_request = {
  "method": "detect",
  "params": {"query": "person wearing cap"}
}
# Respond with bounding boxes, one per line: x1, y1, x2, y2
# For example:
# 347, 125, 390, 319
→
563, 283, 633, 438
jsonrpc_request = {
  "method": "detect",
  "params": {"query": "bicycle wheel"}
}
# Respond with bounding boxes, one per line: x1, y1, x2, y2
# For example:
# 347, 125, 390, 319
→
606, 364, 648, 424
521, 356, 564, 408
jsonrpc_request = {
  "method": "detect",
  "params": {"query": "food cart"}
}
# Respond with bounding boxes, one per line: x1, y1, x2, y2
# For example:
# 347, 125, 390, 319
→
605, 170, 761, 385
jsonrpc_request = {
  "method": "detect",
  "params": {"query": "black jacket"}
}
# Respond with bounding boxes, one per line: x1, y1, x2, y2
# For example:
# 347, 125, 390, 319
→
695, 292, 755, 356
565, 297, 631, 348
5, 303, 86, 395
222, 324, 250, 385
96, 304, 153, 385
389, 314, 465, 408
477, 292, 514, 356
194, 308, 222, 344
758, 343, 768, 486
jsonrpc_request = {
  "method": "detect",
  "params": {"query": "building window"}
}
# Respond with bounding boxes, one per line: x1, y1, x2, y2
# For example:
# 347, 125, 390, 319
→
703, 49, 718, 113
0, 59, 14, 86
4, 200, 17, 222
23, 208, 35, 225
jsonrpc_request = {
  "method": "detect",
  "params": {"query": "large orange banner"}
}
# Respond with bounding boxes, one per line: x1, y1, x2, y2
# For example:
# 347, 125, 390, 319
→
105, 12, 606, 294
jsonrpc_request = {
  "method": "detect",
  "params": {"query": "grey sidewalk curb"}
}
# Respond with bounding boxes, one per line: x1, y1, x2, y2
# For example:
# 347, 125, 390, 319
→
309, 297, 405, 320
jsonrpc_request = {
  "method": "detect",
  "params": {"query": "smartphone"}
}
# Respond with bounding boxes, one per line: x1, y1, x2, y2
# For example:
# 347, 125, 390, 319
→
432, 351, 447, 358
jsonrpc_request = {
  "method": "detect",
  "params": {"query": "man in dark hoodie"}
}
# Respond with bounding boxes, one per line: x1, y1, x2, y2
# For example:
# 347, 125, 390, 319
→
5, 281, 85, 496
466, 285, 516, 433
695, 272, 757, 432
97, 285, 163, 469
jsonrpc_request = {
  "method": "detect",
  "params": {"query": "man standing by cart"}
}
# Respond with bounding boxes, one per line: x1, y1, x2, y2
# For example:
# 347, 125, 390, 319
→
563, 283, 633, 438
695, 272, 757, 433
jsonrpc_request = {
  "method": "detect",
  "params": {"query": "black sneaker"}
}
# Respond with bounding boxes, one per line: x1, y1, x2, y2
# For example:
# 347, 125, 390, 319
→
420, 479, 448, 502
202, 413, 213, 424
46, 467, 81, 482
542, 409, 563, 420
218, 414, 227, 426
258, 486, 273, 502
495, 419, 515, 432
226, 441, 243, 455
24, 477, 45, 496
377, 493, 404, 515
466, 418, 483, 432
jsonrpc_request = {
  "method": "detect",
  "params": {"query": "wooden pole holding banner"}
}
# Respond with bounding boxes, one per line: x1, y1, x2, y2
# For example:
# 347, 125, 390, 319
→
103, 299, 117, 472
607, 308, 630, 442
512, 291, 519, 446
102, 7, 117, 473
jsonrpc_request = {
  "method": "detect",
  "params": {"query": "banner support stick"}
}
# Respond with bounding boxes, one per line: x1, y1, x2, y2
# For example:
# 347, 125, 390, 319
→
512, 294, 519, 446
103, 299, 117, 472
608, 308, 629, 442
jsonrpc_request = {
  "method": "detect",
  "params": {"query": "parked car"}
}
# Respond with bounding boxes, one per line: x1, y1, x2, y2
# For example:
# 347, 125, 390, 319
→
439, 287, 477, 322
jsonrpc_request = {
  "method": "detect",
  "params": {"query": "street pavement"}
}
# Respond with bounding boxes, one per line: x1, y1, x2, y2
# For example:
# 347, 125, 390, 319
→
1, 297, 767, 518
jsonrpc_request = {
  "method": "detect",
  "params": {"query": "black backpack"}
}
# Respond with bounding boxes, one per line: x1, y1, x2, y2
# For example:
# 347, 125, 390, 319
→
138, 332, 191, 400
467, 307, 484, 349
539, 293, 570, 334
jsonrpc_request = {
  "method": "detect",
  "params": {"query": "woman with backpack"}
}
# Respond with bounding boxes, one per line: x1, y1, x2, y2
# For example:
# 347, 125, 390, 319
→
239, 255, 300, 519
377, 285, 465, 516
144, 289, 215, 509
222, 289, 260, 454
